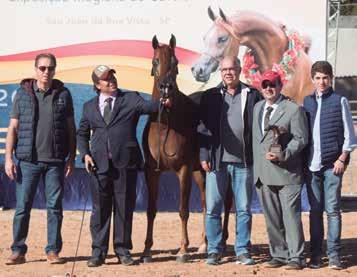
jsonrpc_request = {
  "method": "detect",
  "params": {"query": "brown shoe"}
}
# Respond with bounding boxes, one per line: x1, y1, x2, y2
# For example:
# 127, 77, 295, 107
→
6, 252, 26, 265
47, 252, 66, 264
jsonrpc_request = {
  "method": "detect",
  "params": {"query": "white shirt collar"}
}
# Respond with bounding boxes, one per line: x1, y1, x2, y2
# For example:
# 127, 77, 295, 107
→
99, 91, 117, 102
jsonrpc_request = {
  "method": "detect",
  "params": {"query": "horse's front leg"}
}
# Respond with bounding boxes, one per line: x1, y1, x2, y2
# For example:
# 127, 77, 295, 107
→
193, 169, 207, 254
176, 165, 192, 263
142, 167, 160, 263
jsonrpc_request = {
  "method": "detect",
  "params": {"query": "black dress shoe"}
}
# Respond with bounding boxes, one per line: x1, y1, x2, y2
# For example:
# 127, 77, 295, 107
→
265, 258, 286, 268
87, 257, 105, 267
118, 255, 135, 266
285, 260, 303, 270
309, 256, 323, 269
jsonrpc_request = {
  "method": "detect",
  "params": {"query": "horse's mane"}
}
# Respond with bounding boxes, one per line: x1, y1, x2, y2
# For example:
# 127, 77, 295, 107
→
218, 10, 285, 39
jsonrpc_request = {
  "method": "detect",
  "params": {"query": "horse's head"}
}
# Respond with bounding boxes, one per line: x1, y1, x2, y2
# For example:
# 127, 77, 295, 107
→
158, 74, 176, 102
191, 7, 240, 83
151, 34, 178, 83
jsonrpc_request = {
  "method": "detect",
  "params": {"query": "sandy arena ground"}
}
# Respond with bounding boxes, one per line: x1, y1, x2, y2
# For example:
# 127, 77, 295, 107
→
0, 210, 356, 277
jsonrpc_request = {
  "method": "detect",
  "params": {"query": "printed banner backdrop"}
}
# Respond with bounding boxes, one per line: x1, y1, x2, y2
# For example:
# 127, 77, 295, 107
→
0, 0, 326, 210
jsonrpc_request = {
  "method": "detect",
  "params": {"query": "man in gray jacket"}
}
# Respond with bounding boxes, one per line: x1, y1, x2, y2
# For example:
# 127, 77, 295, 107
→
252, 70, 308, 270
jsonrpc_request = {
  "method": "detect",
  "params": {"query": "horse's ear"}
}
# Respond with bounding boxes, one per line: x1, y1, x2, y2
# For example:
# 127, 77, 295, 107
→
169, 34, 176, 49
219, 8, 228, 22
208, 6, 216, 21
152, 35, 159, 49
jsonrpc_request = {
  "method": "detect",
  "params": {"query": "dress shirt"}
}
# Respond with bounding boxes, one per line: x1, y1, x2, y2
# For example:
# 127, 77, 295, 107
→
98, 91, 117, 159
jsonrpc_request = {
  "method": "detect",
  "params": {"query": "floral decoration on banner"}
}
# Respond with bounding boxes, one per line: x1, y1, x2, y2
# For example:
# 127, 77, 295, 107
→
242, 30, 305, 88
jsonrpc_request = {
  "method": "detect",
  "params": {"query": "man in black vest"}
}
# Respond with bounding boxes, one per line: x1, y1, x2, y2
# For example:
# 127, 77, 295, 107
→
77, 65, 170, 267
304, 61, 356, 270
5, 53, 76, 265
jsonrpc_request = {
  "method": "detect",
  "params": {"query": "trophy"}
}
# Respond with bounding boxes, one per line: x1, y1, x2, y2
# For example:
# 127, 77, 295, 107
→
265, 125, 287, 160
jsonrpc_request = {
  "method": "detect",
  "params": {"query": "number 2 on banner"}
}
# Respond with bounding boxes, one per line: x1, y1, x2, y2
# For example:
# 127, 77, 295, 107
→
0, 89, 8, 107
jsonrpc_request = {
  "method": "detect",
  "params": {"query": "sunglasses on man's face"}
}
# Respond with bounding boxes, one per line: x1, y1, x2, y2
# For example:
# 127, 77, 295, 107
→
37, 66, 56, 72
262, 81, 277, 89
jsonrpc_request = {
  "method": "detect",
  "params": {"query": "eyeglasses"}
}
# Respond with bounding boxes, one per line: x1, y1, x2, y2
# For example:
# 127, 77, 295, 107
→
37, 66, 56, 72
262, 81, 277, 89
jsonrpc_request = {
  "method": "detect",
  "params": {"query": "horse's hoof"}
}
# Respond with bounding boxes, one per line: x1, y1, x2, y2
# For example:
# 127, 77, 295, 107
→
176, 254, 189, 263
197, 244, 207, 254
141, 256, 153, 263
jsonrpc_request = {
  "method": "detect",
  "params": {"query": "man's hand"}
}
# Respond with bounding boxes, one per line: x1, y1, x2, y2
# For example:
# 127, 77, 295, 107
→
5, 158, 17, 180
266, 152, 279, 161
64, 158, 75, 177
84, 154, 96, 173
333, 159, 346, 175
201, 161, 211, 172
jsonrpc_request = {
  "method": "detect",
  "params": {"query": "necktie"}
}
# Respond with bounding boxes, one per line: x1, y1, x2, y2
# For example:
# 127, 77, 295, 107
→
264, 106, 274, 133
103, 98, 113, 125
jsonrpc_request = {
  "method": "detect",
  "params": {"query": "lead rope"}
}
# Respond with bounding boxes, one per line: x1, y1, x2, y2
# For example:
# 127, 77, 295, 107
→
155, 102, 165, 171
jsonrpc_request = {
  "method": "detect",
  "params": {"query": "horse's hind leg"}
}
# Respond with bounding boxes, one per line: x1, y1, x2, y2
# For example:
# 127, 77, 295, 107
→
176, 165, 192, 263
192, 169, 207, 254
142, 168, 160, 263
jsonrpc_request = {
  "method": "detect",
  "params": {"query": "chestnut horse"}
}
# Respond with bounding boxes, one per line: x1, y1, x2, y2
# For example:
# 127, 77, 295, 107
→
191, 8, 314, 104
141, 35, 207, 263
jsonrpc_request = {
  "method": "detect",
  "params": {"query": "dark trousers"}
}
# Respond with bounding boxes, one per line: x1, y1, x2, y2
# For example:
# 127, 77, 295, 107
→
90, 161, 137, 258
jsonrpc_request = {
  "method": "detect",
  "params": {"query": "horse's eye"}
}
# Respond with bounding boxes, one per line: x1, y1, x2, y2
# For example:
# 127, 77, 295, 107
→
159, 84, 165, 89
168, 84, 173, 89
218, 36, 228, 44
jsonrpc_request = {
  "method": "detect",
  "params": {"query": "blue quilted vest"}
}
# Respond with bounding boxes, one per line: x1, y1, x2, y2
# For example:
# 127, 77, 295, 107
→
303, 88, 344, 167
15, 79, 70, 162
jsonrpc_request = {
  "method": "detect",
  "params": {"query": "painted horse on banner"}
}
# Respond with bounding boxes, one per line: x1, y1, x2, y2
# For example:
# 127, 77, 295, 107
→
141, 35, 207, 263
191, 8, 314, 104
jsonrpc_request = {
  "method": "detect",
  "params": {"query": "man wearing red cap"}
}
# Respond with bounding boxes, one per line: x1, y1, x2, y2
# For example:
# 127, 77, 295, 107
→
252, 70, 308, 270
77, 65, 170, 267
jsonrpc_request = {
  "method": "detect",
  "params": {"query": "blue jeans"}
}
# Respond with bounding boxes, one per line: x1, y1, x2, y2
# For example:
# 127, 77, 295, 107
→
205, 163, 253, 255
307, 168, 342, 258
11, 161, 65, 255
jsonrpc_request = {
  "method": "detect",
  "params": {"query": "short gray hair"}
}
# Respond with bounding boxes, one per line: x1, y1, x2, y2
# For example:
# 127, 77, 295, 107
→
220, 56, 241, 69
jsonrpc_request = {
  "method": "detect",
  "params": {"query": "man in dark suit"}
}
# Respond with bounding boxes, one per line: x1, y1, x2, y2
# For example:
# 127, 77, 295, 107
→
77, 65, 169, 267
252, 70, 308, 270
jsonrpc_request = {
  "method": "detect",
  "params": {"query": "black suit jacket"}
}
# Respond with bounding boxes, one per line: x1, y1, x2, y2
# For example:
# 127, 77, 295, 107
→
77, 89, 159, 174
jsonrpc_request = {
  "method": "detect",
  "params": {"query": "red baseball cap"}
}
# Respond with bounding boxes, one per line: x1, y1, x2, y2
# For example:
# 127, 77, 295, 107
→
261, 70, 281, 85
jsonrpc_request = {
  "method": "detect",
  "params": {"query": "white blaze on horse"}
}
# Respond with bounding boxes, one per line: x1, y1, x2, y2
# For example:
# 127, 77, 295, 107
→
191, 8, 314, 104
